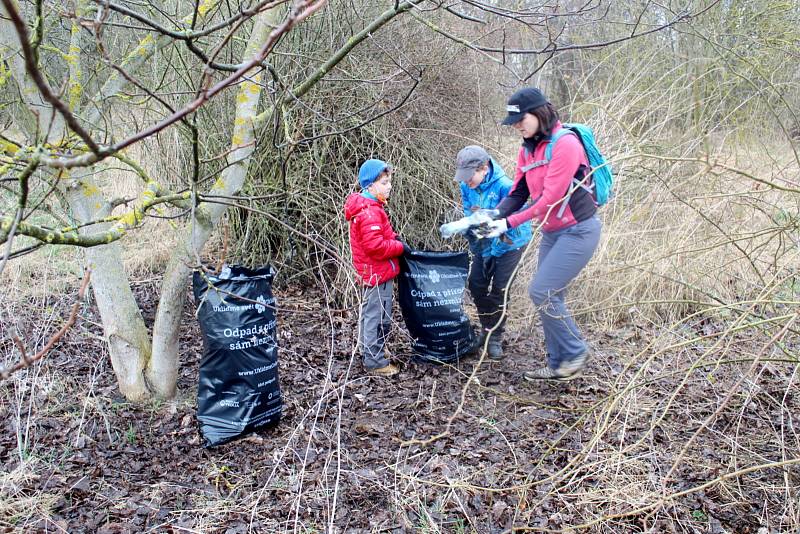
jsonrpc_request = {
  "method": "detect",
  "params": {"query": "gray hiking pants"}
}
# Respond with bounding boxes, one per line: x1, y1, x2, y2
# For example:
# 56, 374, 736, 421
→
359, 280, 393, 370
529, 216, 602, 369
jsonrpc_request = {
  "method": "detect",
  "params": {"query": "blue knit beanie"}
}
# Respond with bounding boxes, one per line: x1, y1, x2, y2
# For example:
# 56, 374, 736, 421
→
358, 159, 389, 189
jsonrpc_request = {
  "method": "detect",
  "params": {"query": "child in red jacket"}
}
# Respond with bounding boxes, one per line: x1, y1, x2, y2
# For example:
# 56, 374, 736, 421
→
344, 159, 409, 376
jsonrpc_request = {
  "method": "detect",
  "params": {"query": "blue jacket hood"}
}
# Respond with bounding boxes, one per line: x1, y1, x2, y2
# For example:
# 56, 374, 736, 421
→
459, 159, 532, 258
474, 160, 502, 193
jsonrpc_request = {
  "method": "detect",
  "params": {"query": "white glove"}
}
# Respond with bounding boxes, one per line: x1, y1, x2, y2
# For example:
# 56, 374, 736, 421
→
440, 209, 500, 239
482, 218, 508, 239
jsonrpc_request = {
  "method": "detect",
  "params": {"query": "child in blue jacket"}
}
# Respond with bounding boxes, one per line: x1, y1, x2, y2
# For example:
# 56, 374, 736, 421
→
454, 146, 532, 359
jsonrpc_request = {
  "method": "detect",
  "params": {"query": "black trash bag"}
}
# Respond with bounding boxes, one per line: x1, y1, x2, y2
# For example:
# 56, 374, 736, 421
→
192, 264, 282, 447
398, 250, 475, 363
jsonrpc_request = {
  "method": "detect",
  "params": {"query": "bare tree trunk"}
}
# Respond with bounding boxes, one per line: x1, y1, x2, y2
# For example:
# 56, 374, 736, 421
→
91, 252, 153, 402
66, 4, 225, 400
65, 180, 155, 400
3, 5, 151, 399
148, 9, 279, 398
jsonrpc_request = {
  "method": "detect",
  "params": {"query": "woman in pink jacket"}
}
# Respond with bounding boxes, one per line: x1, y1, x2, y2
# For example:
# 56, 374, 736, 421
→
484, 88, 602, 381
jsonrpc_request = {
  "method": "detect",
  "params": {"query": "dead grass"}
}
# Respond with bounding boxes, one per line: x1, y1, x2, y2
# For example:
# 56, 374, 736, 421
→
0, 458, 60, 528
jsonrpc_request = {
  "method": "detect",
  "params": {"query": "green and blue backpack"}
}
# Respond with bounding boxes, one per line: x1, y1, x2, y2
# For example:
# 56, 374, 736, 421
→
521, 123, 614, 217
545, 123, 613, 205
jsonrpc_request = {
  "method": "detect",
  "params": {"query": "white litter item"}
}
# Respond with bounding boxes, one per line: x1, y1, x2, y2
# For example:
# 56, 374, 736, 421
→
439, 209, 499, 239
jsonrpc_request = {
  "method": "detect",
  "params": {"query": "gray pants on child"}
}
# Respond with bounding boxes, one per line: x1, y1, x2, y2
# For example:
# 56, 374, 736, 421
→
359, 280, 393, 370
528, 216, 602, 370
468, 246, 526, 337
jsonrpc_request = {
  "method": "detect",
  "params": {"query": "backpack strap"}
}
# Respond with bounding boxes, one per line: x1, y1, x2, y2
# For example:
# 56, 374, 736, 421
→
519, 159, 548, 173
520, 130, 573, 173
555, 174, 594, 219
520, 128, 579, 175
545, 127, 594, 219
544, 127, 576, 161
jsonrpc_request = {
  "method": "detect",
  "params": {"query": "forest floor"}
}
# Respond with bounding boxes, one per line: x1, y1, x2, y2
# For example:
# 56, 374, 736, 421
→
1, 279, 798, 533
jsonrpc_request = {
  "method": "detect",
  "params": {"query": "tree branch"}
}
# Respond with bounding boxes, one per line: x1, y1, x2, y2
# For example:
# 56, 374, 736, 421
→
287, 0, 424, 102
0, 153, 39, 276
1, 0, 100, 154
82, 0, 324, 168
423, 2, 718, 56
96, 0, 290, 73
0, 189, 191, 247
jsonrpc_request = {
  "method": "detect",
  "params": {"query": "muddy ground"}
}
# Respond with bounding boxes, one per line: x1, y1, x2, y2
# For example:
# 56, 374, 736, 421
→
1, 279, 798, 533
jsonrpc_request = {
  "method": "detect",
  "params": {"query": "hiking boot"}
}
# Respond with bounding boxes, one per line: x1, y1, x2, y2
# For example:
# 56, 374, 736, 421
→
556, 350, 591, 376
522, 365, 579, 382
369, 363, 399, 377
487, 338, 504, 360
523, 350, 591, 382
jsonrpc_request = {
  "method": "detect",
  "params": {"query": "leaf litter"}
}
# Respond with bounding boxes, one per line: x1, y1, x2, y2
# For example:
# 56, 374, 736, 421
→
1, 282, 797, 532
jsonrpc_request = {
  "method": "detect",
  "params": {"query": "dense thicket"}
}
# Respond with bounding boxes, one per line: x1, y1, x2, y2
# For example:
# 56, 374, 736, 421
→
218, 1, 800, 326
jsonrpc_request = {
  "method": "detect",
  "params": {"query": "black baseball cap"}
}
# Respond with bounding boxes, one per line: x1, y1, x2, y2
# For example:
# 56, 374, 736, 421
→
501, 87, 549, 125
